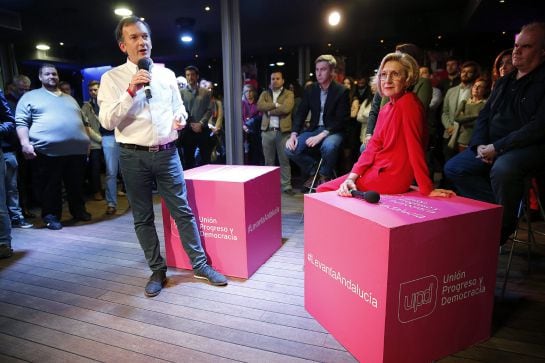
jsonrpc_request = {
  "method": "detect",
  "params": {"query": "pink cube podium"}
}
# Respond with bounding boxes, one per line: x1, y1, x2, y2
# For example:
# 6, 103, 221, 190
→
304, 191, 502, 363
162, 165, 281, 278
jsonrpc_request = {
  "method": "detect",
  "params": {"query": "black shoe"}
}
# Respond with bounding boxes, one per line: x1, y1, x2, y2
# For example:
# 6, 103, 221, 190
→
145, 270, 167, 297
43, 215, 62, 230
283, 189, 296, 196
12, 218, 34, 229
73, 211, 92, 221
0, 244, 13, 259
194, 265, 228, 286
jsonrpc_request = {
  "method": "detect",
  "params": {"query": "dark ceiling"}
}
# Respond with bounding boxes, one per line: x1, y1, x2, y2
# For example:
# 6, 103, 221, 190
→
0, 0, 544, 78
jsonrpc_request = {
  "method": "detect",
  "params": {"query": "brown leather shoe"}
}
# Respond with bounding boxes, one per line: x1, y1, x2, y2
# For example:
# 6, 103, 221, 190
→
93, 192, 104, 201
106, 206, 116, 215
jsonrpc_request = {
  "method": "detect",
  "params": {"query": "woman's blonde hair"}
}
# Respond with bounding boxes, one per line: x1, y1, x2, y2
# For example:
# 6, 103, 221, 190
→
374, 52, 419, 97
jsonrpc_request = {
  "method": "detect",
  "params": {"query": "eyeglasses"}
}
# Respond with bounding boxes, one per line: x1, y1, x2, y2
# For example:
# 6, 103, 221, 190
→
379, 71, 405, 81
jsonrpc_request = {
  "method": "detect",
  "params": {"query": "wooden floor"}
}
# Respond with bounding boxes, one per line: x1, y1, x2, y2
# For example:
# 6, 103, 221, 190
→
1, 192, 544, 363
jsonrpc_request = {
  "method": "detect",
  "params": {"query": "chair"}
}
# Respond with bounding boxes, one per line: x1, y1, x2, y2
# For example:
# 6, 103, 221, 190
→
501, 177, 545, 299
305, 157, 324, 194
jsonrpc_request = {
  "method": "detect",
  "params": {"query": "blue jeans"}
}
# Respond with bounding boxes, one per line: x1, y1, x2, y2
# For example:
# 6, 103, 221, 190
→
284, 127, 343, 178
119, 146, 207, 272
0, 149, 12, 248
3, 151, 23, 221
102, 135, 119, 207
444, 144, 545, 244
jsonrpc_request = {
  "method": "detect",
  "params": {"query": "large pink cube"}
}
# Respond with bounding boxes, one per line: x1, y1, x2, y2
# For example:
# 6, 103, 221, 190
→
304, 191, 502, 363
162, 165, 281, 278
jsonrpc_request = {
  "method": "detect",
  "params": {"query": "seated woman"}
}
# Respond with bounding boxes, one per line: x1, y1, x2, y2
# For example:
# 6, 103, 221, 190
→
317, 52, 455, 198
449, 77, 490, 152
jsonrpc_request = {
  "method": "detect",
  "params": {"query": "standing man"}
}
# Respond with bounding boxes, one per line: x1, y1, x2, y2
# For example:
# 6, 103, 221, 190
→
439, 57, 461, 94
444, 22, 545, 246
15, 64, 91, 230
81, 81, 104, 203
3, 77, 33, 228
178, 65, 212, 169
5, 75, 34, 220
257, 70, 295, 194
285, 54, 349, 188
98, 16, 227, 297
441, 61, 480, 161
89, 80, 121, 216
0, 90, 15, 258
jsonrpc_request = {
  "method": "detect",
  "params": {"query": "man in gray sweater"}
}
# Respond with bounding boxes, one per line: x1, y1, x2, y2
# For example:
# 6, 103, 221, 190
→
15, 64, 90, 230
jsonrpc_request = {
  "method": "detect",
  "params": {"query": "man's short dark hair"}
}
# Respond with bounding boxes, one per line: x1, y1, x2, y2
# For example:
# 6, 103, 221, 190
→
115, 16, 151, 43
88, 80, 100, 88
185, 65, 199, 76
38, 63, 57, 76
270, 69, 284, 78
461, 60, 481, 77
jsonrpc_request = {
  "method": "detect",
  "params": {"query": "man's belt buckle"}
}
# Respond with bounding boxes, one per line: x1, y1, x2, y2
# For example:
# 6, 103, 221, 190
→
149, 145, 160, 152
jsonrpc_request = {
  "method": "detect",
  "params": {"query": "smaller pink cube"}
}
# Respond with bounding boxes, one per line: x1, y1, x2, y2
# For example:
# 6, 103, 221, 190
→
162, 165, 282, 278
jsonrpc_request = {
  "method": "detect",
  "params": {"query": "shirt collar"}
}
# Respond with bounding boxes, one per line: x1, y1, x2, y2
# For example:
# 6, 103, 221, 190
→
125, 59, 139, 72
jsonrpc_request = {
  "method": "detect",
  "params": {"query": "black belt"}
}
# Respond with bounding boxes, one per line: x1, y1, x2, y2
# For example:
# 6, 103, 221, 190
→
267, 127, 281, 131
120, 141, 176, 152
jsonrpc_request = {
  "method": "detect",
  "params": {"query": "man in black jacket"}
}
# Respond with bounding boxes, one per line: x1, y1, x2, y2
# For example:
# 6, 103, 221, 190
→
285, 54, 349, 187
444, 22, 545, 245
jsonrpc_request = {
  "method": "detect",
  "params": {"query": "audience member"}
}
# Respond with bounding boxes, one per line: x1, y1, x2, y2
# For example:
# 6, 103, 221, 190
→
287, 81, 303, 118
356, 77, 376, 151
450, 77, 490, 151
209, 85, 225, 163
444, 22, 545, 246
15, 64, 91, 230
1, 90, 16, 258
419, 65, 444, 178
285, 54, 349, 189
439, 57, 461, 94
441, 61, 480, 161
242, 84, 263, 165
492, 48, 514, 87
81, 81, 104, 203
340, 75, 363, 174
4, 75, 34, 218
257, 69, 295, 195
179, 65, 213, 169
354, 76, 371, 103
2, 78, 33, 228
317, 52, 455, 199
59, 81, 72, 95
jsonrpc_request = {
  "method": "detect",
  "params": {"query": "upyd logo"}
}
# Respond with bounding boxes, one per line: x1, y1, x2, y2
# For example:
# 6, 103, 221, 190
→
398, 275, 438, 323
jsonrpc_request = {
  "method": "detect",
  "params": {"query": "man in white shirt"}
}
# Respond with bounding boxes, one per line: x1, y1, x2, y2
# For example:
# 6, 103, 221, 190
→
98, 16, 227, 297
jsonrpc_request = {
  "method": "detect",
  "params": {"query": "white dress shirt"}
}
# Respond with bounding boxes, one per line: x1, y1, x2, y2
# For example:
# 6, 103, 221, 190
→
97, 59, 187, 146
269, 88, 282, 128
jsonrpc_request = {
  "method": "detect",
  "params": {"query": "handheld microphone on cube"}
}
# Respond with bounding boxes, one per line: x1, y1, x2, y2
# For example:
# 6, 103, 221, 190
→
350, 190, 380, 204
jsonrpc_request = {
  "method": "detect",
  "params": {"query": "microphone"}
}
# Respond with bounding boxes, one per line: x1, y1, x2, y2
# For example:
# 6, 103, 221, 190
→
350, 190, 380, 204
137, 57, 153, 99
